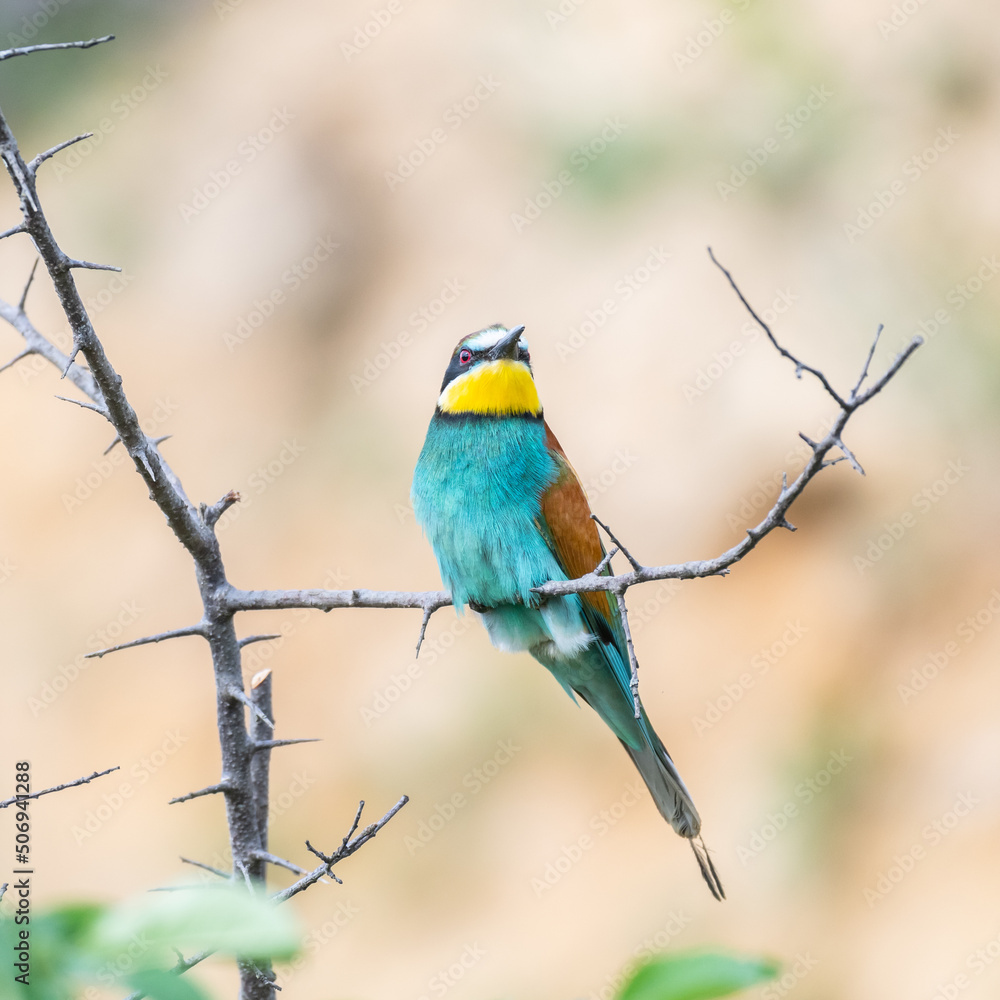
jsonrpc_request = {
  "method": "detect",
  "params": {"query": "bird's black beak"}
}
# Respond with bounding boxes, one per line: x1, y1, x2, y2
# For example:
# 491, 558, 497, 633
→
489, 324, 525, 361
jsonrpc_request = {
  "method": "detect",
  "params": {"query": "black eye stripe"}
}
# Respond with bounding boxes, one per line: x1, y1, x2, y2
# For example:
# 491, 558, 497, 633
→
438, 338, 532, 393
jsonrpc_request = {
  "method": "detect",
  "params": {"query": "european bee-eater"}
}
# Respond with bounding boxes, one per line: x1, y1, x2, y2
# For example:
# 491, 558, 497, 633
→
411, 323, 723, 899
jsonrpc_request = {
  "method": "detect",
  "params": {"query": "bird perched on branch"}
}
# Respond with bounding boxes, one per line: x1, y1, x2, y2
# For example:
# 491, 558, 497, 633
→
411, 323, 723, 899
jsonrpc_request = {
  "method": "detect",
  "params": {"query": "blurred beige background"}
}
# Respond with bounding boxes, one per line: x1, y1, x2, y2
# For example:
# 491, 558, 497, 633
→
1, 0, 998, 997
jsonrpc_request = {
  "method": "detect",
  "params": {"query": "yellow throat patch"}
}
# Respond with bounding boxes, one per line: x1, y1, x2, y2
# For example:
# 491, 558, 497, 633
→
438, 359, 541, 416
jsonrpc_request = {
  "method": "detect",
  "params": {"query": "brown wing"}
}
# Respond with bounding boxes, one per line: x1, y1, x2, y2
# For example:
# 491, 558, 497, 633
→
539, 422, 616, 623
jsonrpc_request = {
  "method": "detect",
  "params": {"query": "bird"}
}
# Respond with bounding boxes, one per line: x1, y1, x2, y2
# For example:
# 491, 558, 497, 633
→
410, 323, 723, 900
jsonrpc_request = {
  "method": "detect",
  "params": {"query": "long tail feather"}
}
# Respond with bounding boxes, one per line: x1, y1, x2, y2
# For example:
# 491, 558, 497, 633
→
690, 836, 726, 901
619, 735, 725, 901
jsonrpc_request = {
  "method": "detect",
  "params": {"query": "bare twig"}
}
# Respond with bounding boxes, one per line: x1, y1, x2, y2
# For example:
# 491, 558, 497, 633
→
0, 347, 32, 374
85, 624, 207, 659
0, 766, 119, 809
180, 857, 231, 880
169, 782, 232, 806
592, 516, 643, 572
230, 686, 274, 730
127, 799, 408, 998
251, 738, 320, 754
708, 245, 849, 407
17, 259, 38, 310
0, 294, 102, 405
852, 323, 883, 396
593, 545, 619, 577
274, 795, 409, 903
27, 133, 94, 175
415, 603, 436, 658
65, 256, 121, 272
531, 335, 922, 600
250, 851, 310, 876
239, 633, 281, 649
249, 670, 273, 872
122, 948, 214, 1000
226, 586, 452, 615
0, 36, 115, 62
613, 590, 642, 719
202, 489, 241, 527
53, 394, 108, 418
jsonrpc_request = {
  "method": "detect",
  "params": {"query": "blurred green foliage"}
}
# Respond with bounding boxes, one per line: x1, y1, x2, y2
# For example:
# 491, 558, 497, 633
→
617, 950, 778, 1000
0, 884, 300, 999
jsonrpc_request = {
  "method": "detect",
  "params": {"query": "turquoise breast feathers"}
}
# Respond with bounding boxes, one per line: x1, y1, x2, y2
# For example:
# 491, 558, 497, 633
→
411, 414, 560, 609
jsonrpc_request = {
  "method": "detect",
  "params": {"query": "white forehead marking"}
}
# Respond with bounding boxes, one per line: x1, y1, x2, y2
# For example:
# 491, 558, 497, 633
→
463, 326, 529, 352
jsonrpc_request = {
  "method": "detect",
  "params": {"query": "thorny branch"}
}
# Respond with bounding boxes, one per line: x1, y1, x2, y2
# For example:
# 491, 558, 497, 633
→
275, 795, 410, 903
120, 797, 408, 1000
1, 34, 920, 1000
0, 766, 120, 809
0, 37, 408, 1000
219, 287, 919, 624
220, 299, 920, 721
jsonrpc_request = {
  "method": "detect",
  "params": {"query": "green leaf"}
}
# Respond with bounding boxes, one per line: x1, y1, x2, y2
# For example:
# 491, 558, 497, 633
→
126, 969, 211, 1000
92, 884, 301, 964
0, 904, 108, 1000
618, 950, 779, 1000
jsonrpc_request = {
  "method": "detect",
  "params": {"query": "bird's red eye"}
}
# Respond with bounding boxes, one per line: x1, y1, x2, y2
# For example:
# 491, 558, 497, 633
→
459, 348, 473, 365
